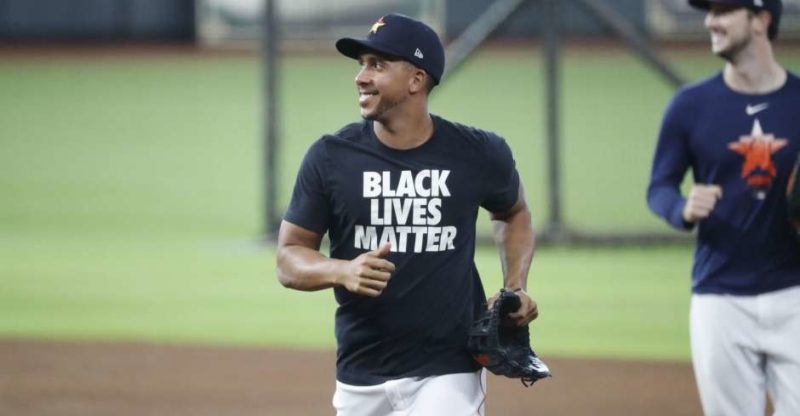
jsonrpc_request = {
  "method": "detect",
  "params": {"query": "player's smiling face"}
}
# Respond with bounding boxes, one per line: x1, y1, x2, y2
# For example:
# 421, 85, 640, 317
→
704, 5, 754, 60
355, 52, 415, 122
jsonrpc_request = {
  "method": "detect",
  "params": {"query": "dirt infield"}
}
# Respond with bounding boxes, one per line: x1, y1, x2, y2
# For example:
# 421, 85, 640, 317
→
0, 340, 701, 415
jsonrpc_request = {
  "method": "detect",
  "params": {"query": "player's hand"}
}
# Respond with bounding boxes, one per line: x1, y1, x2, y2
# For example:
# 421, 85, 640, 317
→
683, 184, 723, 223
488, 289, 539, 326
338, 243, 395, 297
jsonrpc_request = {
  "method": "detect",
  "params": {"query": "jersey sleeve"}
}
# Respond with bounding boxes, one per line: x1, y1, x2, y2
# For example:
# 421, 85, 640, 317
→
647, 91, 693, 231
480, 135, 520, 213
283, 139, 332, 234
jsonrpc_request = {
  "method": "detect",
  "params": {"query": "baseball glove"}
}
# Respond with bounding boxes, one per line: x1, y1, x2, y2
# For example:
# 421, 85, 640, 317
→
787, 153, 800, 233
467, 289, 551, 386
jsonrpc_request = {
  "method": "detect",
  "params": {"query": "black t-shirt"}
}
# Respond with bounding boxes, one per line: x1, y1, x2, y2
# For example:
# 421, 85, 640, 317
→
284, 114, 520, 386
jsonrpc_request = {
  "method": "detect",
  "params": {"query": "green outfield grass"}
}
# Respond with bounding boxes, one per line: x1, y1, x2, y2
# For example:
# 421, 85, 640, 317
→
2, 45, 794, 361
0, 236, 693, 360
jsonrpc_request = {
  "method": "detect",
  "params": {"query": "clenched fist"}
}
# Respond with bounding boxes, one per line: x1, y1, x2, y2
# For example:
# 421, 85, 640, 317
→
683, 184, 723, 224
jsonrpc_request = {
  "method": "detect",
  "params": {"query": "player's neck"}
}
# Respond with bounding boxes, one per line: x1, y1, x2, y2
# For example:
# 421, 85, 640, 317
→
373, 107, 434, 150
723, 42, 786, 94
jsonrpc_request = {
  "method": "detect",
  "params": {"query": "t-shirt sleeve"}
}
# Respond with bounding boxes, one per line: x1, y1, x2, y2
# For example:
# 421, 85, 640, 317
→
480, 135, 521, 213
647, 91, 693, 231
283, 139, 332, 234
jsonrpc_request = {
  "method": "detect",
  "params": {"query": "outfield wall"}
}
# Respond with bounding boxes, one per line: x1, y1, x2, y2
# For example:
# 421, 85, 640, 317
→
0, 0, 194, 41
4, 0, 800, 43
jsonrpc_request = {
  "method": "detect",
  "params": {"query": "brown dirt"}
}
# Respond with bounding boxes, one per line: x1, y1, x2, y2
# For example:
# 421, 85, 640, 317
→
0, 40, 706, 61
0, 340, 701, 416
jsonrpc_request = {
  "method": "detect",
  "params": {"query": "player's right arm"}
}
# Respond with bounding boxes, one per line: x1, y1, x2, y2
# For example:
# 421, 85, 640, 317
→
647, 90, 713, 230
276, 220, 395, 297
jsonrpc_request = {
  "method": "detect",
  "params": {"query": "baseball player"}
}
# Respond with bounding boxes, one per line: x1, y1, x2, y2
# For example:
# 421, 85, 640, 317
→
276, 13, 539, 416
647, 1, 800, 414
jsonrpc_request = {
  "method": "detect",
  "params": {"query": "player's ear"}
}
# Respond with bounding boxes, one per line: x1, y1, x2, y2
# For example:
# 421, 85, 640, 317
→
408, 66, 427, 94
753, 10, 771, 37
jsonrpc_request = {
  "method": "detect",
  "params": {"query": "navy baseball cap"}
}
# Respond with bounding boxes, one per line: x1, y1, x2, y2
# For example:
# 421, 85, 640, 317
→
336, 13, 445, 85
688, 0, 782, 39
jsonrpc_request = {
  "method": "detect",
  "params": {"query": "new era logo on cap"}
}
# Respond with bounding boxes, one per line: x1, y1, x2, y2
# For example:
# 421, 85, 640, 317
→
414, 48, 424, 59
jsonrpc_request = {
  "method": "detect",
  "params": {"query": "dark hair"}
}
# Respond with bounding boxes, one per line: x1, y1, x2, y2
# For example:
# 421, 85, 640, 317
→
425, 75, 436, 94
397, 59, 436, 94
757, 8, 780, 40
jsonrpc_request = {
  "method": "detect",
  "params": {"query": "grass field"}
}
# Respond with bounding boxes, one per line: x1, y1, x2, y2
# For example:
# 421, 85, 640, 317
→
2, 44, 797, 361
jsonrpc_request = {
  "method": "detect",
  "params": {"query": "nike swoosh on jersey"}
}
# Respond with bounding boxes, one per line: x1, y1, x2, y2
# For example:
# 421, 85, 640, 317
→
746, 103, 770, 116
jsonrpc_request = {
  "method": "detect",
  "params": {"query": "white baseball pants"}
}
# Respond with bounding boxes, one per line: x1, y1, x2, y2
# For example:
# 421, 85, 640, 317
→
333, 370, 486, 416
690, 285, 800, 416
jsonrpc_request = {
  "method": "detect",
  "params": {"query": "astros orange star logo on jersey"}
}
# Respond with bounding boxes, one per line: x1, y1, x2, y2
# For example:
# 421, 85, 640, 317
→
370, 17, 386, 33
728, 119, 788, 196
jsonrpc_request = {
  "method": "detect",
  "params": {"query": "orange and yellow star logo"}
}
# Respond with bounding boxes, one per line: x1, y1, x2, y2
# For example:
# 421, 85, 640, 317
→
728, 119, 788, 192
370, 17, 386, 34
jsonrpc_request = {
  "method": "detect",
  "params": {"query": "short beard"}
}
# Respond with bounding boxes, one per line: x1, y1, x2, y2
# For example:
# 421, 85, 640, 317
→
362, 95, 407, 123
717, 34, 751, 62
716, 14, 754, 63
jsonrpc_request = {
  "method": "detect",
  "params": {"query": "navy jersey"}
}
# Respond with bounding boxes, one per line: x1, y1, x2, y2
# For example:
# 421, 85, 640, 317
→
648, 72, 800, 295
285, 114, 520, 386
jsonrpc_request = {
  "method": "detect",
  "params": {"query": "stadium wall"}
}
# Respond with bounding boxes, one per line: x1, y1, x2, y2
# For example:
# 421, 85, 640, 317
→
0, 0, 195, 41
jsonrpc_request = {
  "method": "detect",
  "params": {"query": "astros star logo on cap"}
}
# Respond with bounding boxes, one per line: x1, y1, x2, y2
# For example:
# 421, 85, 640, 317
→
370, 17, 386, 34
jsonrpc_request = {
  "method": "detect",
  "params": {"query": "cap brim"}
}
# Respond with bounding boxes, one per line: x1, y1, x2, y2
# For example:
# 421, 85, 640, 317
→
688, 0, 713, 9
335, 37, 403, 61
688, 0, 751, 10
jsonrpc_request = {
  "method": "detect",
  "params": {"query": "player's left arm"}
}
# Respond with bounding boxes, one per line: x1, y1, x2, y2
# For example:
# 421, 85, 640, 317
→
490, 183, 538, 326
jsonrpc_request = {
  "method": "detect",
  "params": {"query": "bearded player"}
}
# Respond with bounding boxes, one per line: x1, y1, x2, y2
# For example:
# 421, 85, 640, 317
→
277, 13, 539, 415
